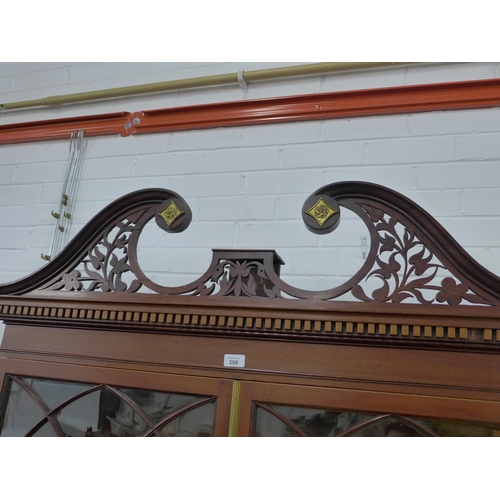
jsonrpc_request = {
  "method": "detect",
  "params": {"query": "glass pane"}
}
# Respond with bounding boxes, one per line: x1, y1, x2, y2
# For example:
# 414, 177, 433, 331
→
19, 377, 94, 411
158, 400, 217, 437
32, 420, 58, 437
411, 416, 500, 437
347, 416, 427, 437
0, 375, 220, 437
57, 388, 150, 437
0, 381, 45, 436
253, 405, 301, 437
117, 387, 205, 425
267, 404, 375, 437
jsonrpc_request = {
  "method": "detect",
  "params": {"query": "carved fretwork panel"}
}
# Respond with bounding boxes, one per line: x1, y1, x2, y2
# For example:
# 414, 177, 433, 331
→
44, 209, 148, 293
192, 250, 284, 298
1, 182, 500, 307
298, 183, 500, 306
343, 202, 494, 306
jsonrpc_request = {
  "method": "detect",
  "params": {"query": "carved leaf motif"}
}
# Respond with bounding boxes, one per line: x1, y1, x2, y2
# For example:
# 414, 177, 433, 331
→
218, 272, 232, 295
391, 292, 413, 303
380, 234, 397, 253
89, 246, 105, 270
403, 227, 414, 248
372, 279, 390, 301
263, 285, 279, 298
351, 284, 373, 301
404, 268, 439, 290
409, 246, 432, 275
196, 283, 215, 296
82, 262, 106, 290
115, 234, 129, 249
243, 273, 257, 296
106, 254, 125, 291
362, 204, 385, 222
407, 288, 433, 305
461, 293, 491, 305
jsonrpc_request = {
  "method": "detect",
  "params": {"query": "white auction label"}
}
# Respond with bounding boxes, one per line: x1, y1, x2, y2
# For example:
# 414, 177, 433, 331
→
223, 354, 246, 368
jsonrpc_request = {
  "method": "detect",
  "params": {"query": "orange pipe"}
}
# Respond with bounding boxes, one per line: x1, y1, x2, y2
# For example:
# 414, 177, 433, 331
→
131, 78, 500, 134
0, 79, 499, 146
0, 112, 130, 145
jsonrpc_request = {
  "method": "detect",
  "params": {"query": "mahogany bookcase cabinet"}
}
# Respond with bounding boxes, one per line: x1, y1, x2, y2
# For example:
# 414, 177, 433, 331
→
1, 182, 499, 437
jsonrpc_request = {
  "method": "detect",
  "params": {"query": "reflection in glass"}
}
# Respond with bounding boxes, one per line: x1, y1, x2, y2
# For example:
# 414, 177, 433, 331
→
253, 405, 300, 437
253, 403, 500, 437
117, 388, 204, 425
158, 400, 217, 437
0, 381, 45, 437
0, 375, 217, 437
347, 416, 427, 437
32, 420, 58, 437
57, 388, 149, 437
22, 378, 94, 411
267, 404, 373, 437
410, 416, 500, 437
254, 404, 374, 437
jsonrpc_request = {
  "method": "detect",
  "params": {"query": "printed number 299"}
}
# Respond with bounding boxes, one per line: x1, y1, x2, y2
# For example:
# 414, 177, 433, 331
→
224, 354, 245, 368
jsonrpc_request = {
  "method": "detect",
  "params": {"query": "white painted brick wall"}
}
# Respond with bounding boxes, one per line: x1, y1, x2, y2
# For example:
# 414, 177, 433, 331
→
1, 62, 500, 305
322, 114, 410, 141
404, 63, 498, 85
365, 136, 457, 164
457, 133, 500, 160
462, 189, 500, 216
203, 147, 280, 174
282, 141, 364, 168
413, 161, 500, 189
409, 108, 500, 135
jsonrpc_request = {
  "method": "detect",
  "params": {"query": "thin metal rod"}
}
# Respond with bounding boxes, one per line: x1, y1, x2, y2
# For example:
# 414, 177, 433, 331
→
43, 131, 76, 260
42, 130, 86, 261
63, 130, 86, 245
1, 62, 417, 111
54, 132, 77, 254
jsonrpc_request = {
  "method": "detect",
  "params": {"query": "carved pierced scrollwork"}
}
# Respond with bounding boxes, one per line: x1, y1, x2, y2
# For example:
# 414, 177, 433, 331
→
2, 182, 500, 307
203, 259, 281, 298
43, 210, 148, 293
348, 204, 492, 305
297, 183, 500, 305
0, 189, 192, 296
136, 249, 285, 298
351, 207, 444, 304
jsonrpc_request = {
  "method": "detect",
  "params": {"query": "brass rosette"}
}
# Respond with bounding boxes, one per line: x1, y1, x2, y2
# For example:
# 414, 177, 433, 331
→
302, 194, 340, 234
155, 197, 192, 233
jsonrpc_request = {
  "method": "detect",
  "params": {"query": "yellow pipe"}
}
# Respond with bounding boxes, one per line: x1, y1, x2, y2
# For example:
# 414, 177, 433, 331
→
243, 62, 412, 81
0, 62, 418, 111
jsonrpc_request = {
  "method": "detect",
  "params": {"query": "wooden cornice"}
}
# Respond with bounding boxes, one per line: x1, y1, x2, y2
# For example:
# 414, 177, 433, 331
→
0, 78, 499, 145
1, 292, 499, 353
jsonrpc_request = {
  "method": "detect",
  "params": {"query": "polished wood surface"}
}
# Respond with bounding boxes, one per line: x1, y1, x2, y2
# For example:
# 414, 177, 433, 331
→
1, 182, 500, 435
